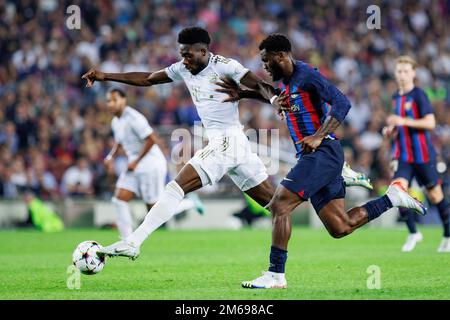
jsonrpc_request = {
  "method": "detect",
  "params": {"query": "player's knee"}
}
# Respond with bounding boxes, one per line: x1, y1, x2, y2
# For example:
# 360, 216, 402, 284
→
427, 187, 443, 204
268, 200, 289, 217
428, 194, 440, 205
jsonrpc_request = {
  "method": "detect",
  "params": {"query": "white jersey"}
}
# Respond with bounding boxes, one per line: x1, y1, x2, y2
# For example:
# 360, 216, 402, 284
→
165, 53, 250, 136
111, 106, 166, 168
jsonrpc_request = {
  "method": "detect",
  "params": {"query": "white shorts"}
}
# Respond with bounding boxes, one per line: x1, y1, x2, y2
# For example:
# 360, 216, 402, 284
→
116, 161, 167, 204
188, 130, 268, 191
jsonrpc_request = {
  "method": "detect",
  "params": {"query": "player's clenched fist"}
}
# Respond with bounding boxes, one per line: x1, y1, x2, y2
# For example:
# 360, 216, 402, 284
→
82, 68, 105, 87
382, 125, 397, 138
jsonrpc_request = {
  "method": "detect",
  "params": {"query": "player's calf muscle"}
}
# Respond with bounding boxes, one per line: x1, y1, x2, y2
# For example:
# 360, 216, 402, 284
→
272, 215, 292, 249
114, 189, 134, 202
175, 164, 203, 194
320, 205, 368, 239
245, 179, 275, 207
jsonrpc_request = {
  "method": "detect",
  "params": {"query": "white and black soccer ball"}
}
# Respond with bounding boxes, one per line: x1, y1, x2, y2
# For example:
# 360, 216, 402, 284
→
72, 240, 106, 275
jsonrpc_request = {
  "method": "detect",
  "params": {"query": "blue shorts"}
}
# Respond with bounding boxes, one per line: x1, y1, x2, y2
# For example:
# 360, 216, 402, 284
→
393, 160, 439, 189
281, 139, 346, 213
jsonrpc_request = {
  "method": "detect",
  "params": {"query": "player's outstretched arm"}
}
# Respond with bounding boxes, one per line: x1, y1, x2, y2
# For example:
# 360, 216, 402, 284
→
239, 71, 279, 102
82, 69, 172, 87
216, 74, 286, 119
216, 77, 271, 103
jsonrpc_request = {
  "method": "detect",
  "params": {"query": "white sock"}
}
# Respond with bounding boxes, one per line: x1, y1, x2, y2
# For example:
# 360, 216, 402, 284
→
175, 198, 195, 214
112, 197, 133, 239
127, 181, 184, 247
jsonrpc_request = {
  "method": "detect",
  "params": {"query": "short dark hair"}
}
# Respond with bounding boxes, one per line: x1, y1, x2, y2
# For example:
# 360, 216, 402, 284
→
108, 88, 126, 98
178, 27, 211, 45
259, 34, 292, 53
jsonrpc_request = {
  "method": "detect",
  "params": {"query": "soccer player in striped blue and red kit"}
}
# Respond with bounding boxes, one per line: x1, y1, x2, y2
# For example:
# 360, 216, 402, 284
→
384, 55, 450, 253
218, 34, 428, 289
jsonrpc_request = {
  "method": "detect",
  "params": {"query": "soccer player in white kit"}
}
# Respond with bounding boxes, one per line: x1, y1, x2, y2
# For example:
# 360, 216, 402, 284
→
82, 27, 370, 260
105, 88, 167, 238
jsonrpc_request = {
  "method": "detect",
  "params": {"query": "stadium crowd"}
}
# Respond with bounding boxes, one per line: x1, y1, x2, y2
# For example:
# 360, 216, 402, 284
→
0, 0, 449, 201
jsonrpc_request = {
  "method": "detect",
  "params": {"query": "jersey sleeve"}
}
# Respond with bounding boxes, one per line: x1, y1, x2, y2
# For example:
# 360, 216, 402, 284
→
164, 61, 184, 83
132, 113, 154, 140
303, 67, 351, 123
415, 88, 433, 117
214, 56, 250, 84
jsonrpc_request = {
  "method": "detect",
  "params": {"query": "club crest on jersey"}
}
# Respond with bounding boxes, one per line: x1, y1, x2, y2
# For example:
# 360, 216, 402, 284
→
290, 94, 299, 99
289, 105, 300, 112
404, 102, 412, 111
208, 73, 219, 83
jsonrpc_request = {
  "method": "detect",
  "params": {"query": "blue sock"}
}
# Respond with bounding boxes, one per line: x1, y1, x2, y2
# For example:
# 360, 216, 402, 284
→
363, 195, 393, 222
400, 208, 417, 233
436, 199, 450, 237
268, 246, 287, 274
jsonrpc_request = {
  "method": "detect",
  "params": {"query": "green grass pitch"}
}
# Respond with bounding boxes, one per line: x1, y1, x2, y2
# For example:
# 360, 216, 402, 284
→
1, 227, 449, 299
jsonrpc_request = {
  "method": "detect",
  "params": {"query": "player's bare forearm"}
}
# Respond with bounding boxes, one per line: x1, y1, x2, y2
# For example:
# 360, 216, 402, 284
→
256, 81, 278, 101
314, 116, 341, 138
134, 134, 156, 164
215, 77, 271, 103
240, 72, 277, 101
151, 132, 168, 154
404, 116, 435, 130
298, 116, 341, 153
240, 89, 270, 103
106, 143, 120, 160
387, 114, 435, 131
83, 68, 172, 87
103, 72, 153, 86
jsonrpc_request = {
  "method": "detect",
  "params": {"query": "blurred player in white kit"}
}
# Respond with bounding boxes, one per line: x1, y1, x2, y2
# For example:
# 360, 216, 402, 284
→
105, 88, 202, 239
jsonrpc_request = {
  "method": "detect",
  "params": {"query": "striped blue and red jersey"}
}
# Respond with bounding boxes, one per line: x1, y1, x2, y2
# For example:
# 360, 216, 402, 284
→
278, 61, 351, 157
391, 87, 436, 164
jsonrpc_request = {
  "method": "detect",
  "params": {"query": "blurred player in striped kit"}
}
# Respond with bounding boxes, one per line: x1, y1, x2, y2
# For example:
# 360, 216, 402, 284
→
383, 55, 450, 252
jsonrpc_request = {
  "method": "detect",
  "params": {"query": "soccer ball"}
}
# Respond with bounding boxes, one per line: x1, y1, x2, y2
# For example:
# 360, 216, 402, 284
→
72, 240, 106, 275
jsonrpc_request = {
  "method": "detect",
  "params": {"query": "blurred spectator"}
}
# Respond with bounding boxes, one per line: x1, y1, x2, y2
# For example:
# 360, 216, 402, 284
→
359, 119, 384, 152
0, 121, 19, 154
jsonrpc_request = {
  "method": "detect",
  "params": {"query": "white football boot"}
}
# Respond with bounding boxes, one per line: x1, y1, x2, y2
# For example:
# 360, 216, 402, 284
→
241, 271, 287, 289
386, 182, 427, 216
401, 232, 423, 252
97, 240, 140, 260
437, 237, 450, 253
341, 162, 373, 190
